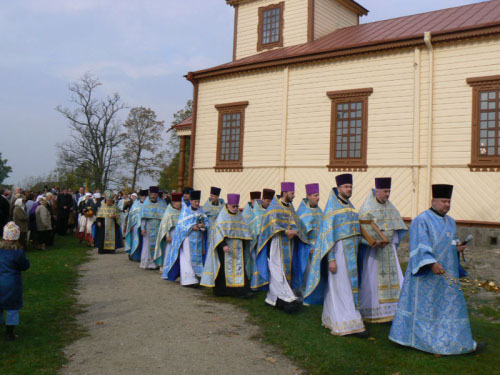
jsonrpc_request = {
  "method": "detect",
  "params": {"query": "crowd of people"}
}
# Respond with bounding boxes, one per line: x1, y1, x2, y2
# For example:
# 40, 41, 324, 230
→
0, 177, 485, 354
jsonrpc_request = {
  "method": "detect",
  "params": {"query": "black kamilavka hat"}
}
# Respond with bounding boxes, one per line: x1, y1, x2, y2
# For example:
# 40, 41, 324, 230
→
432, 184, 453, 199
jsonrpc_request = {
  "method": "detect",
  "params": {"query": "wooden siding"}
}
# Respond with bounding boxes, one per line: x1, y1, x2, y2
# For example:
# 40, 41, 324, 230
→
314, 0, 358, 40
195, 69, 284, 170
194, 35, 500, 223
236, 0, 308, 60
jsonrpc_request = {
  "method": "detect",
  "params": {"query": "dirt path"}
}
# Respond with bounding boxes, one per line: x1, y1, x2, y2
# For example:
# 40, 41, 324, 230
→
61, 248, 299, 375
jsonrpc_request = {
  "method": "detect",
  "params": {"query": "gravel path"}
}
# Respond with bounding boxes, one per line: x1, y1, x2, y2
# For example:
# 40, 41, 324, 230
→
61, 248, 299, 375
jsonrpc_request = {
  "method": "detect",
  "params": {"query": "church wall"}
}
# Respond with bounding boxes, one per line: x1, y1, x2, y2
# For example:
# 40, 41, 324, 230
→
314, 0, 358, 40
236, 0, 308, 60
193, 36, 500, 224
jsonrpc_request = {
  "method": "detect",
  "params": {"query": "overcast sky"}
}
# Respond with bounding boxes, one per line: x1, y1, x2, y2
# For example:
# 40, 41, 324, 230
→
0, 0, 486, 186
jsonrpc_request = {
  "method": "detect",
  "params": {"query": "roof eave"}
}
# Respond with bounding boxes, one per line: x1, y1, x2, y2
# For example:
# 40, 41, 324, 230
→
189, 23, 500, 80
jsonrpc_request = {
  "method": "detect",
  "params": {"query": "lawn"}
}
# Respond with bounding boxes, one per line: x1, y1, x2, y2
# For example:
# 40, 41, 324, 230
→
216, 292, 499, 375
0, 235, 89, 375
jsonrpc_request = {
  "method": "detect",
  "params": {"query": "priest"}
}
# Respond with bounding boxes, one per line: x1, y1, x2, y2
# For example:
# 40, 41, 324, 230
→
304, 174, 368, 337
93, 191, 123, 254
295, 183, 323, 291
389, 184, 479, 355
201, 194, 253, 298
357, 177, 408, 323
242, 191, 261, 223
248, 189, 275, 281
127, 190, 148, 261
202, 186, 224, 231
162, 190, 210, 287
253, 182, 309, 312
153, 193, 183, 269
138, 187, 167, 270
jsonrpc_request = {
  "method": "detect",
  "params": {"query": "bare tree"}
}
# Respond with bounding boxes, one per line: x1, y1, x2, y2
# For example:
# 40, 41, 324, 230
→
120, 107, 165, 191
56, 73, 126, 191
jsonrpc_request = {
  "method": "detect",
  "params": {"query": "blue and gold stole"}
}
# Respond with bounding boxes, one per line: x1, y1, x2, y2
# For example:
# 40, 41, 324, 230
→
252, 197, 309, 289
201, 206, 252, 288
305, 189, 361, 306
126, 200, 142, 254
95, 204, 120, 250
153, 204, 181, 266
162, 205, 210, 281
137, 197, 167, 252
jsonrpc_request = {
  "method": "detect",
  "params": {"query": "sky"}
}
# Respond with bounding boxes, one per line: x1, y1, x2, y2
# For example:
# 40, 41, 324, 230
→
0, 0, 487, 187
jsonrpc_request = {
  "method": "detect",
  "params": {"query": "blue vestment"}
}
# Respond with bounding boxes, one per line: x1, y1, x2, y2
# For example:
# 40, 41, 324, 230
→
201, 206, 252, 287
304, 189, 361, 306
295, 199, 323, 289
162, 205, 209, 281
389, 210, 476, 355
252, 197, 309, 289
128, 200, 143, 260
242, 202, 255, 223
153, 204, 181, 266
136, 197, 167, 259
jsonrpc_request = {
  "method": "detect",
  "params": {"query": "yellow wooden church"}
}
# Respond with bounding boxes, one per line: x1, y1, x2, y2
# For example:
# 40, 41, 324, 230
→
175, 0, 500, 241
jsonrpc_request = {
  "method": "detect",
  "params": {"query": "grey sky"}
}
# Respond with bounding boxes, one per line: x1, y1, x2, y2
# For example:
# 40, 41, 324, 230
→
0, 0, 486, 186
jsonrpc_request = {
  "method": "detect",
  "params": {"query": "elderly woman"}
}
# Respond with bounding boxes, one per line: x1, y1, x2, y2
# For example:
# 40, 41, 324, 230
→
35, 198, 52, 251
0, 222, 30, 341
12, 198, 28, 250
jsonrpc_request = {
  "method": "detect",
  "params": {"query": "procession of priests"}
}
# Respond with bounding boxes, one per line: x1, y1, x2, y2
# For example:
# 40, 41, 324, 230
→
91, 174, 483, 355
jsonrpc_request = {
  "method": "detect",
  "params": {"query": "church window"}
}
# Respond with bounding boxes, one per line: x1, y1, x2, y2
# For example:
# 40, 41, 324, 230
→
467, 75, 500, 171
214, 101, 248, 172
326, 88, 372, 172
257, 2, 284, 51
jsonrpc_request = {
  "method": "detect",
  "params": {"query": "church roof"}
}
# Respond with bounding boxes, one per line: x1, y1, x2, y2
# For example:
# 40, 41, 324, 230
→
169, 115, 193, 132
192, 0, 500, 79
226, 0, 369, 16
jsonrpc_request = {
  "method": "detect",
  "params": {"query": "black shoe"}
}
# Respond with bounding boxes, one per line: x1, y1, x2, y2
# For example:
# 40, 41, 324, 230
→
184, 283, 199, 289
238, 291, 254, 299
283, 300, 302, 313
475, 341, 487, 353
275, 298, 285, 310
6, 326, 17, 341
354, 330, 370, 339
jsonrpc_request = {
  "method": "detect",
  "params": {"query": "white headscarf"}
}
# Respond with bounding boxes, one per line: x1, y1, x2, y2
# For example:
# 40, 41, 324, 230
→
14, 198, 23, 207
93, 193, 101, 199
36, 195, 44, 202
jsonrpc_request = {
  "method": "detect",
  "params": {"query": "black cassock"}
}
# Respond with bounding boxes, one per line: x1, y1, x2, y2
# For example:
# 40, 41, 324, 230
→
56, 193, 73, 235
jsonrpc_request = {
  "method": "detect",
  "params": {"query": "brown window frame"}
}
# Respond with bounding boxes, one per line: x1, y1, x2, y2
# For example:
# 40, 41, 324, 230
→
257, 2, 284, 52
467, 75, 500, 172
326, 88, 373, 172
214, 101, 249, 172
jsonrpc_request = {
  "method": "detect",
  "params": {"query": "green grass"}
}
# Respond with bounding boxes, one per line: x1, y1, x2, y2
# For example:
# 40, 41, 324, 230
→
214, 292, 499, 375
0, 236, 89, 375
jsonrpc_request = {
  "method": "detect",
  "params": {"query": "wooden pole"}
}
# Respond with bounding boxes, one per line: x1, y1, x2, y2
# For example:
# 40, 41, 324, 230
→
178, 135, 186, 191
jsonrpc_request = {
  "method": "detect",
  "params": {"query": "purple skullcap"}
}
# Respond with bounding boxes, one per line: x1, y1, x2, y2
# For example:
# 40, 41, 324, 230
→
305, 183, 319, 195
210, 186, 221, 196
262, 189, 275, 200
149, 186, 160, 194
227, 194, 240, 205
335, 174, 353, 187
432, 184, 453, 199
171, 193, 182, 202
281, 182, 295, 193
375, 177, 392, 190
250, 191, 261, 200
